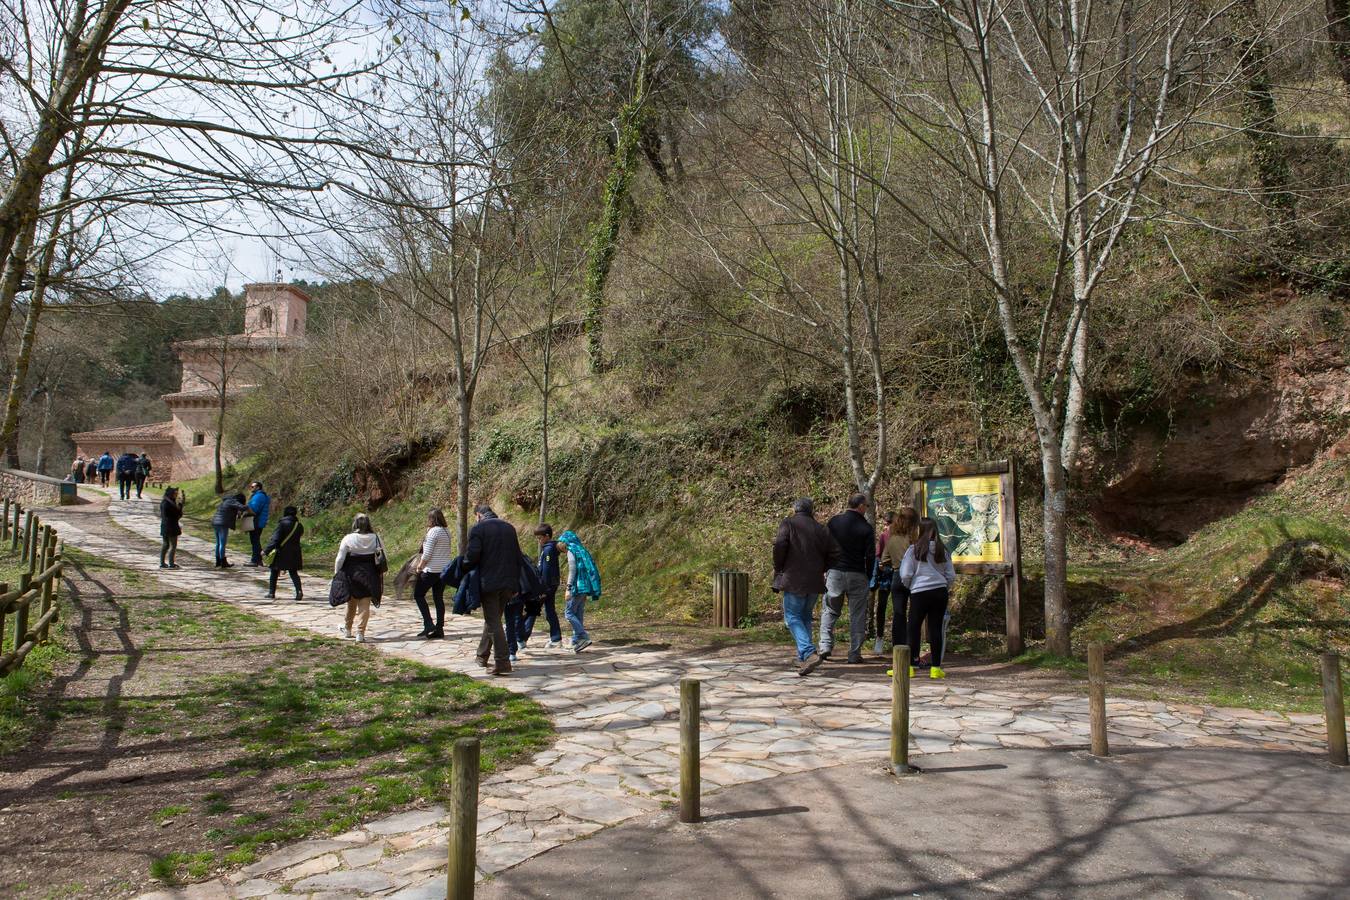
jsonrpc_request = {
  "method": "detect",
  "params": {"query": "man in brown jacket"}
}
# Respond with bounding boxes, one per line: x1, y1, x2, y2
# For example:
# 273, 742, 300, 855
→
772, 498, 840, 676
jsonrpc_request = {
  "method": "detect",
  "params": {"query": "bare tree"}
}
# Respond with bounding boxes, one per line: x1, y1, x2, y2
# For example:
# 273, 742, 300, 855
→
834, 0, 1239, 653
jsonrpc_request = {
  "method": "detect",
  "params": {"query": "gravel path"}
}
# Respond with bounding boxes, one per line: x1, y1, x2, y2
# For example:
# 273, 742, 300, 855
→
36, 487, 1331, 899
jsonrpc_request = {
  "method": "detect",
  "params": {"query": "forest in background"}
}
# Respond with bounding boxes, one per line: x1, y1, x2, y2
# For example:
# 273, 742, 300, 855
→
4, 0, 1349, 685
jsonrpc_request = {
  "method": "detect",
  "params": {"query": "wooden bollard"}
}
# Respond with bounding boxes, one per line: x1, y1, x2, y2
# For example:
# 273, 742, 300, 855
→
891, 645, 912, 771
39, 533, 56, 642
21, 510, 32, 561
1321, 653, 1348, 767
0, 582, 8, 653
1, 497, 9, 542
10, 502, 20, 550
680, 678, 701, 823
1088, 643, 1109, 757
447, 737, 480, 899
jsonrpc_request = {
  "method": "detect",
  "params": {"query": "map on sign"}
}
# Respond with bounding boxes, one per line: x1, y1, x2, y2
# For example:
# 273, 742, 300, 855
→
921, 475, 1003, 564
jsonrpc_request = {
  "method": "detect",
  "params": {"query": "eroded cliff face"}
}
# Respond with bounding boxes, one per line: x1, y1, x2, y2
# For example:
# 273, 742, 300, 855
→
1092, 340, 1350, 544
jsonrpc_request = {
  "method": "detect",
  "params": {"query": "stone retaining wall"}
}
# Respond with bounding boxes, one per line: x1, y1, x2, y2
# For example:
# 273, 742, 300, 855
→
0, 467, 77, 507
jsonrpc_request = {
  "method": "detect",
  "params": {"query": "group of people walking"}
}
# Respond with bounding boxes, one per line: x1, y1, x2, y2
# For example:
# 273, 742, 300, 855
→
70, 451, 152, 497
152, 479, 601, 676
772, 494, 954, 678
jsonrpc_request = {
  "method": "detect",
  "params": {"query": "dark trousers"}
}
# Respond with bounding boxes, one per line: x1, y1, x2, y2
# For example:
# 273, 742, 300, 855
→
878, 583, 910, 645
521, 590, 561, 643
476, 589, 512, 667
269, 569, 302, 597
134, 475, 146, 498
99, 470, 110, 486
117, 475, 132, 499
160, 536, 177, 567
413, 572, 445, 632
907, 586, 950, 668
248, 529, 263, 564
505, 602, 525, 654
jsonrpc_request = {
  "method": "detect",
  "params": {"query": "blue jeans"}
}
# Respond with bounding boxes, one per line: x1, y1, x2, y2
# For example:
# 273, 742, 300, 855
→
565, 593, 590, 642
213, 525, 229, 563
782, 592, 818, 661
522, 590, 562, 643
505, 602, 525, 655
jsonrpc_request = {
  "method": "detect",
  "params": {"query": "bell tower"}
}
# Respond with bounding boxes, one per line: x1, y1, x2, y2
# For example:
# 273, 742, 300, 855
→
243, 283, 311, 338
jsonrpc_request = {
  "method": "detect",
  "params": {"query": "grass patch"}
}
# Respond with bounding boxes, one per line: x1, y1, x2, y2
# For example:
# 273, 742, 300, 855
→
4, 547, 553, 893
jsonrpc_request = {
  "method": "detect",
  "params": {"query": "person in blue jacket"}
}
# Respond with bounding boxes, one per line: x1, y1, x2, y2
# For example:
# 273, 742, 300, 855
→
114, 451, 139, 499
247, 481, 271, 566
523, 524, 564, 649
96, 451, 114, 487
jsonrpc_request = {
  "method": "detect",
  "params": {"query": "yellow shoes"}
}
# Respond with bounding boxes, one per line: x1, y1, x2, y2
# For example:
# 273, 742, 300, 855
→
930, 666, 947, 679
885, 667, 918, 678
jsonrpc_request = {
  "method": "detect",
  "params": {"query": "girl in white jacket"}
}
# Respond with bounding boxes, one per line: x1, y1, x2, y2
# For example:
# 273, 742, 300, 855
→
899, 517, 957, 679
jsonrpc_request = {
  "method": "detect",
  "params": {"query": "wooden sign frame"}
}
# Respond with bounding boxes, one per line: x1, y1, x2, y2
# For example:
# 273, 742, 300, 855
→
909, 458, 1023, 657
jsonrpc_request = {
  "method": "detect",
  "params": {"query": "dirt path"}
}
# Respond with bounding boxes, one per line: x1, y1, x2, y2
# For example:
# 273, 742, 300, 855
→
33, 486, 1332, 899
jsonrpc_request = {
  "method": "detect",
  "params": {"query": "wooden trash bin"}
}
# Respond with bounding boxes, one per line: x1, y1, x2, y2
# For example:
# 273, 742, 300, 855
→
712, 570, 749, 628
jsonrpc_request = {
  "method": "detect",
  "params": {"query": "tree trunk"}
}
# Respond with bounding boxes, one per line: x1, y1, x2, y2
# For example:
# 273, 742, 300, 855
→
1328, 0, 1350, 92
456, 389, 472, 551
583, 73, 647, 373
1040, 447, 1072, 656
34, 391, 52, 474
1236, 0, 1296, 224
539, 386, 551, 525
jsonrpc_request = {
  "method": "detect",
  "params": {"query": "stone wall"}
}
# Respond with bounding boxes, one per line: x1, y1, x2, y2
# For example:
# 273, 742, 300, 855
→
0, 467, 77, 507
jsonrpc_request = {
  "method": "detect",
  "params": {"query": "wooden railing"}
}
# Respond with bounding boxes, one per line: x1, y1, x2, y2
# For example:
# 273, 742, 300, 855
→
0, 495, 64, 675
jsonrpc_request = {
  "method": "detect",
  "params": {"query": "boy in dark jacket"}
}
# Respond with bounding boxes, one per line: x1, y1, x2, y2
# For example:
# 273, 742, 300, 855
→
523, 524, 564, 648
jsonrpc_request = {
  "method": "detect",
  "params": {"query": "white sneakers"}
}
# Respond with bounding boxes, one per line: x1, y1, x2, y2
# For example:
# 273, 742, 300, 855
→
340, 627, 351, 639
356, 633, 366, 643
873, 638, 884, 655
545, 639, 562, 649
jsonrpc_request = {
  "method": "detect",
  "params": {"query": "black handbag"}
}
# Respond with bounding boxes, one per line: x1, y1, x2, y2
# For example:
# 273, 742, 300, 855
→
374, 535, 389, 574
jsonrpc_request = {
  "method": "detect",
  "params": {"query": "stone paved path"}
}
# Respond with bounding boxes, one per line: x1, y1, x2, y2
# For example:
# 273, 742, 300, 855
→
39, 488, 1332, 899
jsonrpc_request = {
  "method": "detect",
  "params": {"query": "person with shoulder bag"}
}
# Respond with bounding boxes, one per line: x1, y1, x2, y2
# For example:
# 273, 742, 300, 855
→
876, 507, 919, 655
331, 513, 386, 643
211, 492, 249, 568
898, 517, 957, 680
264, 506, 305, 601
159, 487, 183, 569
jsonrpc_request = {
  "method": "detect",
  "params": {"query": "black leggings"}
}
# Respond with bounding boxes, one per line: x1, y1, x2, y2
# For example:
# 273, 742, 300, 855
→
269, 569, 302, 596
413, 572, 445, 630
881, 583, 910, 645
160, 536, 177, 566
907, 586, 950, 667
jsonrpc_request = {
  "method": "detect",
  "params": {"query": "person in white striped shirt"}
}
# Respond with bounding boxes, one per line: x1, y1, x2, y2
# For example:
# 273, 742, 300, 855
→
415, 508, 454, 638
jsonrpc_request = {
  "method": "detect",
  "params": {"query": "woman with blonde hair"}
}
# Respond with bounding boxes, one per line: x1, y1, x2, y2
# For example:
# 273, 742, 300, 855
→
876, 507, 920, 655
331, 513, 387, 643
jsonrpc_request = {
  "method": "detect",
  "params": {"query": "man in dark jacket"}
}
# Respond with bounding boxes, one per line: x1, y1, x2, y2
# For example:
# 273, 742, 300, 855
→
773, 498, 840, 675
115, 451, 139, 500
263, 506, 304, 601
210, 493, 248, 568
465, 504, 521, 675
821, 493, 876, 663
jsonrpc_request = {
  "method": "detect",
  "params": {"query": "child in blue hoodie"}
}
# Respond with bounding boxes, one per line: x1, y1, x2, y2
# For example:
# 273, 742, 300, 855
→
524, 524, 564, 648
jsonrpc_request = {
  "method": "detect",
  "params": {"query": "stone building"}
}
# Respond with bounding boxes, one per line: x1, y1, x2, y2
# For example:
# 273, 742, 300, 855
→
72, 283, 310, 482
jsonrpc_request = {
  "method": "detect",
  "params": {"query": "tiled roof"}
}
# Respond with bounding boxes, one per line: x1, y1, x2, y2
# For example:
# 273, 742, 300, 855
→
173, 333, 304, 351
71, 421, 176, 443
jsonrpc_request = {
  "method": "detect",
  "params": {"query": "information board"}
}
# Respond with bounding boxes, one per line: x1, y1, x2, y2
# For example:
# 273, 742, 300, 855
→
920, 475, 1004, 564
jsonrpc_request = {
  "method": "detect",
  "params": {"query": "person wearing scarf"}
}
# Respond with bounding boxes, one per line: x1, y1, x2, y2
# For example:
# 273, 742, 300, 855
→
558, 529, 601, 653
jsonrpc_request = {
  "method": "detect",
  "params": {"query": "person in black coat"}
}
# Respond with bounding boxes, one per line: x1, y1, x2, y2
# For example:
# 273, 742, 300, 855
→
159, 487, 183, 569
465, 504, 522, 675
263, 506, 305, 601
210, 492, 248, 568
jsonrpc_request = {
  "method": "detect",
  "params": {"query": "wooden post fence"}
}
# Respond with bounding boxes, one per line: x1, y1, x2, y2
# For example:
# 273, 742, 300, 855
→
1088, 644, 1109, 757
447, 737, 480, 899
712, 570, 749, 628
680, 678, 701, 823
1322, 652, 1348, 767
891, 645, 912, 773
0, 494, 64, 675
